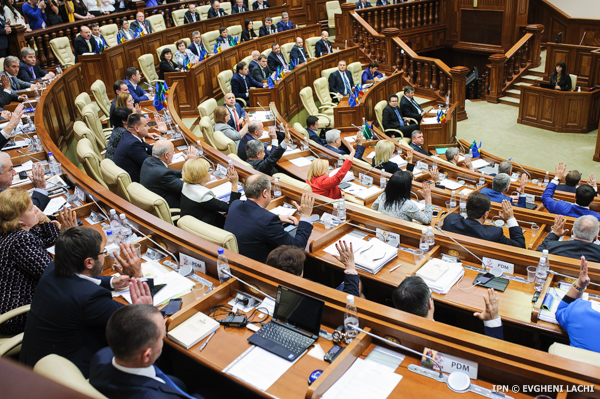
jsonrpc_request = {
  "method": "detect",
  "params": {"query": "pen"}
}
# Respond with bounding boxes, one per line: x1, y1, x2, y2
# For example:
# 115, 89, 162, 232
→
389, 264, 402, 273
199, 330, 217, 352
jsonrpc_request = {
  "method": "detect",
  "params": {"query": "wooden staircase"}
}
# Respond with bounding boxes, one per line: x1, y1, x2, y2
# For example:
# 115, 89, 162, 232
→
498, 49, 547, 107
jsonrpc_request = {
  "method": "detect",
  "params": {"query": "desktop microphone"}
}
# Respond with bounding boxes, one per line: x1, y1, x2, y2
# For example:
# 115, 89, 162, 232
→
126, 221, 181, 271
508, 158, 531, 179
87, 194, 111, 222
392, 68, 398, 75
311, 199, 340, 210
306, 144, 321, 159
579, 31, 587, 46
257, 102, 269, 113
195, 140, 217, 170
17, 150, 42, 163
411, 191, 419, 201
218, 269, 275, 301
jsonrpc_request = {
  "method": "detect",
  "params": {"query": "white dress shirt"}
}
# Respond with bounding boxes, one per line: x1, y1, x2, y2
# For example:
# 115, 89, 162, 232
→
112, 358, 165, 384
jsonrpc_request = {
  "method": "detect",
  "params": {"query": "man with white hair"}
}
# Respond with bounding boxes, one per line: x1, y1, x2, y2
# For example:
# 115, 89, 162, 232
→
18, 47, 54, 82
480, 173, 527, 208
537, 215, 600, 262
324, 129, 366, 160
444, 147, 475, 171
237, 120, 277, 161
208, 1, 227, 18
2, 56, 41, 92
232, 0, 248, 13
248, 50, 261, 73
140, 140, 198, 209
314, 30, 333, 57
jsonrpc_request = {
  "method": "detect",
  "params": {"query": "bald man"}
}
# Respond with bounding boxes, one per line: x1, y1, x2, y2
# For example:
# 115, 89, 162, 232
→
249, 50, 261, 74
74, 26, 97, 62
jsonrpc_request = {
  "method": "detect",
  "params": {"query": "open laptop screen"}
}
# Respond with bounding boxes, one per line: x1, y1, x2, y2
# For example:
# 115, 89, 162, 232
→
273, 286, 324, 336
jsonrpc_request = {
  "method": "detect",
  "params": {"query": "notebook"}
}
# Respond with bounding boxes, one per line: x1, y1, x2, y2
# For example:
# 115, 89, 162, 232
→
418, 259, 464, 294
167, 311, 220, 349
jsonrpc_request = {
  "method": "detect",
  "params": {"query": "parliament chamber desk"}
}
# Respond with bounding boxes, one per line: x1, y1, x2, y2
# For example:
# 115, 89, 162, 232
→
517, 85, 600, 133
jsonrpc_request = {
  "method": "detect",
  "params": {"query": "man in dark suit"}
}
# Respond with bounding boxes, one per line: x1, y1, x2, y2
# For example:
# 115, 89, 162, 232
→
110, 80, 129, 119
2, 56, 42, 94
224, 92, 246, 132
259, 18, 277, 36
556, 169, 581, 194
252, 0, 272, 9
232, 0, 249, 13
251, 55, 273, 82
130, 12, 152, 35
74, 26, 97, 62
392, 276, 504, 339
355, 0, 372, 9
442, 193, 525, 249
125, 67, 150, 103
113, 114, 154, 183
246, 128, 291, 175
90, 305, 203, 399
400, 86, 425, 123
215, 27, 234, 49
409, 130, 431, 156
184, 3, 200, 23
248, 50, 260, 73
314, 30, 333, 58
237, 120, 276, 161
536, 215, 600, 262
140, 140, 198, 209
289, 37, 309, 64
382, 94, 419, 138
0, 17, 10, 58
306, 115, 325, 145
277, 12, 294, 31
18, 47, 54, 82
376, 0, 389, 5
208, 1, 227, 18
20, 227, 150, 377
328, 60, 354, 102
324, 129, 366, 160
224, 175, 315, 263
267, 43, 287, 71
231, 62, 264, 104
188, 31, 208, 58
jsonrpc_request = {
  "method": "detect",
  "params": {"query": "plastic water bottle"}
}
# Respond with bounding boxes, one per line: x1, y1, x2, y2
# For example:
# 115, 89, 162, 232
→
534, 257, 548, 291
196, 140, 204, 156
48, 151, 56, 165
397, 147, 402, 157
380, 169, 387, 189
420, 228, 430, 252
426, 226, 435, 247
446, 94, 450, 109
56, 65, 63, 75
459, 193, 467, 218
31, 135, 43, 151
331, 203, 340, 227
119, 214, 132, 242
109, 209, 121, 242
105, 229, 115, 245
48, 151, 60, 175
217, 248, 230, 284
273, 177, 281, 197
432, 157, 438, 171
302, 137, 309, 151
478, 172, 485, 187
337, 198, 346, 223
449, 190, 457, 209
344, 295, 359, 344
543, 171, 549, 187
541, 249, 549, 269
26, 115, 34, 132
337, 154, 344, 168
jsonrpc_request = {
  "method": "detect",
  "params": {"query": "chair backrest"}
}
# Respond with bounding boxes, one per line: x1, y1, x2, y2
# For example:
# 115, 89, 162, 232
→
570, 74, 577, 89
238, 54, 253, 72
34, 355, 108, 399
314, 77, 333, 107
77, 138, 108, 189
49, 37, 75, 68
73, 121, 101, 157
227, 25, 242, 41
201, 30, 220, 54
260, 48, 272, 59
74, 91, 92, 117
305, 36, 320, 59
101, 159, 132, 202
82, 103, 107, 151
253, 20, 262, 36
198, 5, 211, 20
273, 173, 312, 191
174, 37, 191, 47
271, 16, 282, 26
347, 61, 362, 86
213, 129, 237, 155
198, 98, 218, 123
300, 87, 319, 116
0, 57, 4, 72
99, 24, 118, 47
171, 9, 186, 26
138, 54, 159, 83
280, 42, 295, 64
293, 122, 309, 139
221, 2, 232, 14
178, 216, 239, 253
90, 80, 111, 119
147, 14, 166, 32
374, 100, 387, 131
548, 342, 600, 367
321, 66, 338, 80
156, 44, 177, 61
127, 182, 175, 224
227, 153, 252, 168
326, 1, 342, 27
200, 116, 217, 148
217, 69, 233, 95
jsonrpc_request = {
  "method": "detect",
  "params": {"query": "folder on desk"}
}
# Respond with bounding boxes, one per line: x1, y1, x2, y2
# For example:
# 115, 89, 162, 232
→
167, 311, 220, 349
353, 238, 398, 274
417, 259, 464, 294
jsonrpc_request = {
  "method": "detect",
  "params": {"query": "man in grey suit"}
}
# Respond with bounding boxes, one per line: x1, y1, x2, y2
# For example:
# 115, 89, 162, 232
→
251, 55, 274, 82
3, 56, 41, 93
537, 215, 600, 262
130, 12, 152, 35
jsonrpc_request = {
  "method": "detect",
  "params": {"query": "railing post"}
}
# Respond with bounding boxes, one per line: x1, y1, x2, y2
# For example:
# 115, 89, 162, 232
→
450, 66, 469, 121
486, 54, 506, 104
337, 4, 356, 45
526, 24, 544, 68
382, 28, 400, 70
8, 25, 27, 61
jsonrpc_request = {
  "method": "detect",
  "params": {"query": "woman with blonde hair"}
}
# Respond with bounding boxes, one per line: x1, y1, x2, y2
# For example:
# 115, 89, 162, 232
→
0, 189, 76, 334
307, 143, 356, 199
180, 158, 241, 228
214, 105, 248, 148
372, 140, 400, 174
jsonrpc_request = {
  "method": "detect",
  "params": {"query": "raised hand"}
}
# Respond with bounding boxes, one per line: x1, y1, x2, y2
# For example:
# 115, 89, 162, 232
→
552, 214, 569, 237
499, 199, 514, 221
113, 243, 143, 278
30, 162, 47, 189
473, 288, 499, 321
291, 193, 315, 219
555, 162, 567, 181
53, 208, 77, 232
130, 278, 153, 305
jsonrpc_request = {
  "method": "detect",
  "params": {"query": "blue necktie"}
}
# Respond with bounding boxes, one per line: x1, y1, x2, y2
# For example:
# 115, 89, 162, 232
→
154, 366, 195, 399
394, 108, 405, 126
342, 72, 351, 95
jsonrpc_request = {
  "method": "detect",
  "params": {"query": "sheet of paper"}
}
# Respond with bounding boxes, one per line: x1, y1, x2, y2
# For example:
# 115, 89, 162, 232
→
322, 358, 402, 399
152, 271, 195, 306
284, 148, 301, 155
366, 152, 376, 159
269, 206, 297, 216
323, 233, 369, 256
211, 181, 234, 199
389, 155, 407, 167
171, 152, 186, 163
422, 117, 438, 124
354, 186, 382, 200
440, 180, 464, 190
248, 111, 273, 121
344, 136, 356, 143
289, 157, 312, 167
470, 159, 489, 169
43, 197, 67, 215
14, 160, 33, 173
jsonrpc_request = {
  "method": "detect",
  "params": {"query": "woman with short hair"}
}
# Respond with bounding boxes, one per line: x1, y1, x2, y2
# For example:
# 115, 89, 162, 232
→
362, 60, 383, 84
159, 48, 180, 80
306, 144, 356, 199
372, 140, 400, 174
174, 40, 198, 69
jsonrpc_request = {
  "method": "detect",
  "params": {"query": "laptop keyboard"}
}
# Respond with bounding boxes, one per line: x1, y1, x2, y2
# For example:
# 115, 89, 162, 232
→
256, 323, 314, 355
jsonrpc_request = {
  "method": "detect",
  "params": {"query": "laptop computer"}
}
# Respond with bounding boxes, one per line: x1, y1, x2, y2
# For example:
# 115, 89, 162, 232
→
248, 286, 324, 361
540, 83, 555, 89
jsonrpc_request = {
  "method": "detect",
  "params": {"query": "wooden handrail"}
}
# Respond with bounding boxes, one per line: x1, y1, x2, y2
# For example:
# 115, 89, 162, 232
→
505, 33, 533, 60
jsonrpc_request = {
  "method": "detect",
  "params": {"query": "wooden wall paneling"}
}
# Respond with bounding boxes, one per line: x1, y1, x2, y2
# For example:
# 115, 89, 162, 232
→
79, 54, 106, 93
107, 50, 128, 89
288, 0, 308, 26
565, 97, 584, 129
277, 84, 288, 119
540, 93, 557, 124
207, 57, 223, 97
124, 39, 146, 75
194, 64, 210, 105
286, 72, 299, 116
520, 90, 540, 123
575, 51, 594, 87
313, 0, 329, 22
591, 95, 600, 124
223, 51, 240, 72
165, 72, 195, 115
166, 29, 184, 45
42, 91, 59, 148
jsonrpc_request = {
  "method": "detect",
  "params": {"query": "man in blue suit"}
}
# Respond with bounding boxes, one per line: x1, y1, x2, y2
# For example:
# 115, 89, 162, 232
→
224, 92, 246, 131
231, 61, 264, 105
355, 0, 372, 9
324, 129, 366, 160
113, 114, 155, 183
481, 173, 527, 208
224, 175, 315, 263
125, 67, 151, 103
20, 227, 151, 377
306, 115, 325, 146
252, 0, 272, 9
90, 305, 203, 399
237, 120, 276, 161
542, 162, 600, 221
442, 193, 525, 248
277, 12, 294, 31
289, 37, 309, 64
267, 43, 288, 71
392, 276, 504, 340
328, 60, 354, 102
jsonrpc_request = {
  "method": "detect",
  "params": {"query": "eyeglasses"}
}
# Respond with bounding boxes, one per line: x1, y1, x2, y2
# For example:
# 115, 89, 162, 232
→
98, 247, 108, 256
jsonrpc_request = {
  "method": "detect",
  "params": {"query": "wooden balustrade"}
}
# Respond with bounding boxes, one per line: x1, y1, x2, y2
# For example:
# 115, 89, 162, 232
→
356, 0, 441, 31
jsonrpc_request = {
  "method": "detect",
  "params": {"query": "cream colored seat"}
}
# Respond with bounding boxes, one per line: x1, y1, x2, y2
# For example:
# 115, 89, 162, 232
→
374, 100, 412, 146
273, 173, 312, 191
147, 14, 166, 32
200, 117, 236, 155
570, 74, 577, 90
178, 216, 239, 253
293, 122, 309, 139
313, 77, 337, 109
300, 86, 333, 128
156, 44, 177, 61
77, 138, 108, 189
326, 1, 342, 34
138, 54, 159, 84
101, 159, 132, 202
305, 36, 320, 59
217, 70, 246, 106
0, 57, 4, 72
0, 305, 30, 357
227, 25, 242, 41
280, 42, 294, 64
271, 16, 282, 27
228, 153, 252, 168
82, 103, 112, 151
127, 183, 180, 225
549, 342, 600, 367
175, 37, 191, 47
99, 23, 118, 47
200, 116, 217, 148
221, 2, 232, 14
198, 5, 211, 20
73, 121, 103, 157
171, 9, 186, 26
348, 62, 363, 86
253, 21, 262, 36
75, 92, 106, 122
260, 48, 272, 59
49, 37, 75, 68
198, 98, 218, 123
237, 54, 253, 73
202, 30, 220, 54
321, 67, 338, 80
34, 355, 108, 399
90, 80, 111, 121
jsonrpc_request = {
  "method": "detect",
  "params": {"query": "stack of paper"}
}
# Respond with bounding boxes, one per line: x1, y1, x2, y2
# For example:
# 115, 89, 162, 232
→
439, 179, 464, 190
417, 259, 464, 294
269, 206, 297, 216
353, 237, 398, 274
284, 148, 301, 155
289, 157, 312, 167
43, 197, 67, 215
323, 234, 369, 257
470, 159, 490, 170
167, 312, 220, 349
152, 271, 196, 306
341, 183, 382, 200
322, 358, 402, 399
389, 155, 408, 167
329, 168, 354, 183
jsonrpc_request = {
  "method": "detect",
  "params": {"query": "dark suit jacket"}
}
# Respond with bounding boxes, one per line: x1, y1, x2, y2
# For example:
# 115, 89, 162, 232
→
224, 199, 314, 263
0, 19, 8, 50
307, 128, 325, 145
536, 233, 600, 263
207, 7, 227, 18
372, 158, 400, 174
180, 187, 241, 229
324, 144, 366, 160
73, 35, 98, 61
410, 141, 429, 156
328, 69, 354, 97
314, 39, 332, 57
20, 262, 121, 377
140, 156, 184, 209
382, 104, 419, 137
216, 34, 233, 45
159, 60, 179, 80
376, 0, 389, 5
267, 51, 287, 71
555, 184, 577, 194
237, 134, 270, 161
248, 59, 260, 73
0, 89, 18, 109
355, 1, 372, 8
183, 11, 200, 23
252, 64, 272, 82
226, 103, 246, 130
231, 72, 263, 101
277, 20, 294, 32
188, 41, 207, 58
442, 213, 525, 248
90, 347, 190, 399
247, 143, 286, 175
259, 24, 277, 37
112, 131, 152, 183
484, 326, 504, 340
549, 72, 572, 91
252, 0, 272, 9
400, 95, 423, 122
130, 20, 152, 35
232, 4, 249, 13
289, 46, 309, 63
241, 29, 257, 41
18, 61, 49, 82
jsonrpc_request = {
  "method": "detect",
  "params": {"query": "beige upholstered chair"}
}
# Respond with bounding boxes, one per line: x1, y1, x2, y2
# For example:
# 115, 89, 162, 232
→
271, 16, 282, 26
99, 23, 118, 47
201, 30, 220, 54
0, 305, 30, 357
549, 342, 600, 367
90, 80, 112, 121
171, 9, 186, 26
127, 183, 180, 224
156, 44, 177, 61
293, 122, 309, 139
253, 20, 262, 36
217, 70, 246, 106
237, 54, 253, 73
221, 1, 232, 14
305, 36, 320, 59
147, 14, 166, 32
174, 37, 191, 47
300, 87, 333, 128
348, 62, 363, 86
178, 216, 239, 253
138, 54, 159, 84
273, 173, 312, 191
321, 66, 338, 80
200, 116, 217, 148
326, 1, 342, 33
73, 121, 103, 157
198, 99, 218, 123
213, 130, 237, 155
34, 355, 108, 399
313, 77, 337, 109
82, 103, 111, 151
49, 37, 75, 68
227, 153, 252, 168
198, 5, 211, 20
77, 139, 108, 189
75, 92, 106, 121
101, 159, 132, 201
374, 100, 412, 145
227, 25, 242, 41
280, 42, 295, 64
570, 74, 577, 90
0, 57, 4, 72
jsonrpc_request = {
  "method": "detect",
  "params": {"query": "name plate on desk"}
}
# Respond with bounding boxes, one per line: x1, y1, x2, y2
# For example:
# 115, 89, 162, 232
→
483, 257, 514, 275
180, 253, 206, 275
422, 348, 478, 379
416, 161, 429, 171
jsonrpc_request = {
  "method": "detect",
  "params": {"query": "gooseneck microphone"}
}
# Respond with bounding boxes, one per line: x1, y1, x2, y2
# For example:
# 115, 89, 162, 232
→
218, 269, 275, 301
